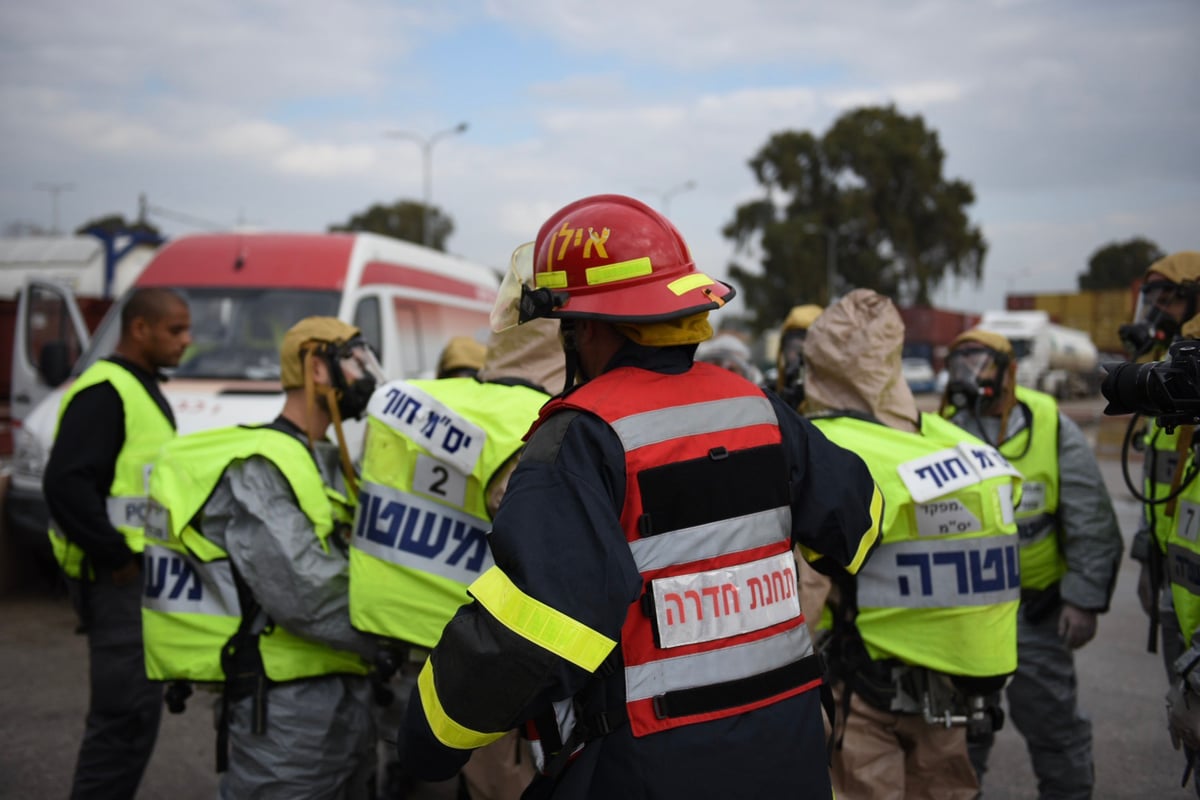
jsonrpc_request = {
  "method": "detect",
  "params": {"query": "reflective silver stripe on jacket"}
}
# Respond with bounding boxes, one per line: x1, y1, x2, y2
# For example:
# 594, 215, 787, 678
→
351, 480, 495, 585
142, 543, 240, 617
629, 507, 792, 573
625, 623, 813, 703
609, 395, 777, 451
107, 495, 149, 529
1016, 513, 1055, 547
857, 533, 1021, 609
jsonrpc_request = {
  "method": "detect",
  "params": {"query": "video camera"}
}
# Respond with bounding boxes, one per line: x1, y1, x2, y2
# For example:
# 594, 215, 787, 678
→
1101, 339, 1200, 431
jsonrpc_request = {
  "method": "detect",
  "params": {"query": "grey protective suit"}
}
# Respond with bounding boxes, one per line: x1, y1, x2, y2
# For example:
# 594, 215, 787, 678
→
952, 404, 1123, 800
201, 433, 379, 800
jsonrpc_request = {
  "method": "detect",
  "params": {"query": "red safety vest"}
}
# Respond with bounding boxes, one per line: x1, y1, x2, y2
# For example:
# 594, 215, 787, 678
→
537, 362, 821, 737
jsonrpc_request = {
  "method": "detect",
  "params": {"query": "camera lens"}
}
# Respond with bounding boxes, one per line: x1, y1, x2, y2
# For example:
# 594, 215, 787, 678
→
1100, 361, 1152, 416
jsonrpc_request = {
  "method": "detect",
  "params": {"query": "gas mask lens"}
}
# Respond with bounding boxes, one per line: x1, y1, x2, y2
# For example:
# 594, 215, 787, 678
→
490, 242, 536, 332
946, 346, 1001, 407
1121, 280, 1184, 357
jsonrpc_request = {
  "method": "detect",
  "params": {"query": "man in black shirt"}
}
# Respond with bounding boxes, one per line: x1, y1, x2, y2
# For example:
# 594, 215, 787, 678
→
44, 287, 191, 800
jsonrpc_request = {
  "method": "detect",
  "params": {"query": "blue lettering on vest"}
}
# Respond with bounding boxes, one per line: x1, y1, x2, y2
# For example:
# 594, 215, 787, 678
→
144, 551, 202, 602
356, 490, 489, 572
895, 543, 1020, 597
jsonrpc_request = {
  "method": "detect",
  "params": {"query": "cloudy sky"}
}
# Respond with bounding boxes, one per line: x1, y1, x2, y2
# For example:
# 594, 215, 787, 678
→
1, 0, 1196, 315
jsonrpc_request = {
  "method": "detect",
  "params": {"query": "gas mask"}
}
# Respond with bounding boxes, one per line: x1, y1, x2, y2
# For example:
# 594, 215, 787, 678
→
945, 346, 1008, 414
321, 337, 385, 420
1120, 280, 1195, 358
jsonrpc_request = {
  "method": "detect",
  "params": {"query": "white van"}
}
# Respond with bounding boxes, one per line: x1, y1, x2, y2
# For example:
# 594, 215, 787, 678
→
5, 230, 498, 562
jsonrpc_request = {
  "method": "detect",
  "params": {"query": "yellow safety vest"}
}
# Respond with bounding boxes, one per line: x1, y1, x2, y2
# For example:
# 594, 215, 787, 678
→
141, 425, 367, 682
48, 360, 175, 579
1146, 420, 1187, 555
349, 378, 548, 648
999, 387, 1067, 591
813, 413, 1021, 678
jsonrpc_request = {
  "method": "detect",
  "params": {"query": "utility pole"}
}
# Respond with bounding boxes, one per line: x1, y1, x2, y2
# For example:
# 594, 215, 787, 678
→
34, 182, 75, 234
384, 122, 469, 247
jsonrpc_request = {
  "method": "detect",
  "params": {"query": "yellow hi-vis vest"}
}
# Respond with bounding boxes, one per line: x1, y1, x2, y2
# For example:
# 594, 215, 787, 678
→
1146, 419, 1186, 556
48, 359, 175, 579
141, 425, 367, 682
812, 413, 1022, 678
999, 386, 1066, 591
349, 378, 549, 648
1164, 445, 1200, 648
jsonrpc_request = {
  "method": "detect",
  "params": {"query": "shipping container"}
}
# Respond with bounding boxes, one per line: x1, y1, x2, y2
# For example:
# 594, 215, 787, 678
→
1006, 288, 1136, 353
897, 305, 981, 371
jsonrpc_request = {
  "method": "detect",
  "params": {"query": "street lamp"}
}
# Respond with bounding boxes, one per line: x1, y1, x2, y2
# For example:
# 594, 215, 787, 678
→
34, 182, 75, 235
384, 122, 469, 246
802, 224, 838, 305
639, 180, 696, 217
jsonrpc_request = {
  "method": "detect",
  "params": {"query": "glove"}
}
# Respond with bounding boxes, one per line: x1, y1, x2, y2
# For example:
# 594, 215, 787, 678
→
1167, 680, 1200, 752
1058, 603, 1098, 649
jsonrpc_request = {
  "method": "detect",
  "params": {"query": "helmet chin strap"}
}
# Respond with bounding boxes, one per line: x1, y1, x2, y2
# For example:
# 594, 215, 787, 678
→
302, 350, 360, 501
560, 319, 581, 393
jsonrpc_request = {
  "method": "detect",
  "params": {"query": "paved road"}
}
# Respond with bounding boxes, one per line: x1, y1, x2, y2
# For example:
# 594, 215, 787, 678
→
0, 398, 1185, 798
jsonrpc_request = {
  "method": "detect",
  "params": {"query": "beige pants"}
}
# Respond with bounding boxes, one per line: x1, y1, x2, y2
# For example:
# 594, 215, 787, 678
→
831, 688, 979, 800
461, 730, 536, 800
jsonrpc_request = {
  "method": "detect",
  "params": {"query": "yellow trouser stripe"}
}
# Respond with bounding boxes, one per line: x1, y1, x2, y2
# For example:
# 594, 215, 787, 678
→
417, 660, 507, 750
470, 566, 616, 671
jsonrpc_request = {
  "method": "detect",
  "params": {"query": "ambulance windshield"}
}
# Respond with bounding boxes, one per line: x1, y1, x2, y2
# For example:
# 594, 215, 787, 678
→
75, 288, 341, 381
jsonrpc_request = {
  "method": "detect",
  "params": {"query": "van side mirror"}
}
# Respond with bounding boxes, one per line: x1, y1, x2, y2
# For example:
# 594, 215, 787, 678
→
39, 341, 73, 388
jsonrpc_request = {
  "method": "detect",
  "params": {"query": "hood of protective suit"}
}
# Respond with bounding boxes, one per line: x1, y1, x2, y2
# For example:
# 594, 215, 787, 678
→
1146, 251, 1200, 284
802, 288, 919, 432
476, 316, 566, 395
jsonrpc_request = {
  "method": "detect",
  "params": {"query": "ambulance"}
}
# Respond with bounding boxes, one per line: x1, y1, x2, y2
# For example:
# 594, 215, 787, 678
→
5, 230, 499, 561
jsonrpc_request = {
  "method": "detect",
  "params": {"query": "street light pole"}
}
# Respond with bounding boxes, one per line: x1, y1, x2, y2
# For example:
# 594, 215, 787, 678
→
384, 122, 469, 247
34, 182, 75, 235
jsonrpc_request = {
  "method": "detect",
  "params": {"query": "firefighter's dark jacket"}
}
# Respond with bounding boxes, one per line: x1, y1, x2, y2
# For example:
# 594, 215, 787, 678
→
398, 341, 880, 798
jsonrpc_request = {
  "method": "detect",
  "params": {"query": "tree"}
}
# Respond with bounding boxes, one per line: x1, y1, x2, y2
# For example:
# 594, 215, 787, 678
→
723, 105, 987, 331
1078, 237, 1164, 290
75, 214, 162, 239
329, 199, 453, 251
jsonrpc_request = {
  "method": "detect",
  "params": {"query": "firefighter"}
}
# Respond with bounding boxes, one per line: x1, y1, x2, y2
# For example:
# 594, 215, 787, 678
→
940, 328, 1122, 799
1119, 251, 1200, 681
395, 194, 882, 799
802, 289, 1022, 800
43, 287, 191, 800
140, 316, 384, 799
776, 303, 823, 409
351, 317, 564, 800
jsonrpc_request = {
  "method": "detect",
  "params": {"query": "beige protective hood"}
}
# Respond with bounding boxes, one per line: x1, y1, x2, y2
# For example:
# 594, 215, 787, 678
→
802, 288, 919, 432
476, 316, 566, 395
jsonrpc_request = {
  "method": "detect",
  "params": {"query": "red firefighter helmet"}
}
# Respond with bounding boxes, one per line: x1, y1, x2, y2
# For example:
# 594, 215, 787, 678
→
491, 194, 734, 330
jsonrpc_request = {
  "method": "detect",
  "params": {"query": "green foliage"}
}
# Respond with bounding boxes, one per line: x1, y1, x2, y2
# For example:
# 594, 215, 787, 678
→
724, 105, 987, 331
75, 214, 162, 239
1078, 237, 1164, 290
329, 199, 453, 251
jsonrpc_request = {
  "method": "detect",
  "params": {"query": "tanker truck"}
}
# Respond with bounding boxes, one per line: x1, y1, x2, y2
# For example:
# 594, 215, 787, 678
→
975, 310, 1100, 399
